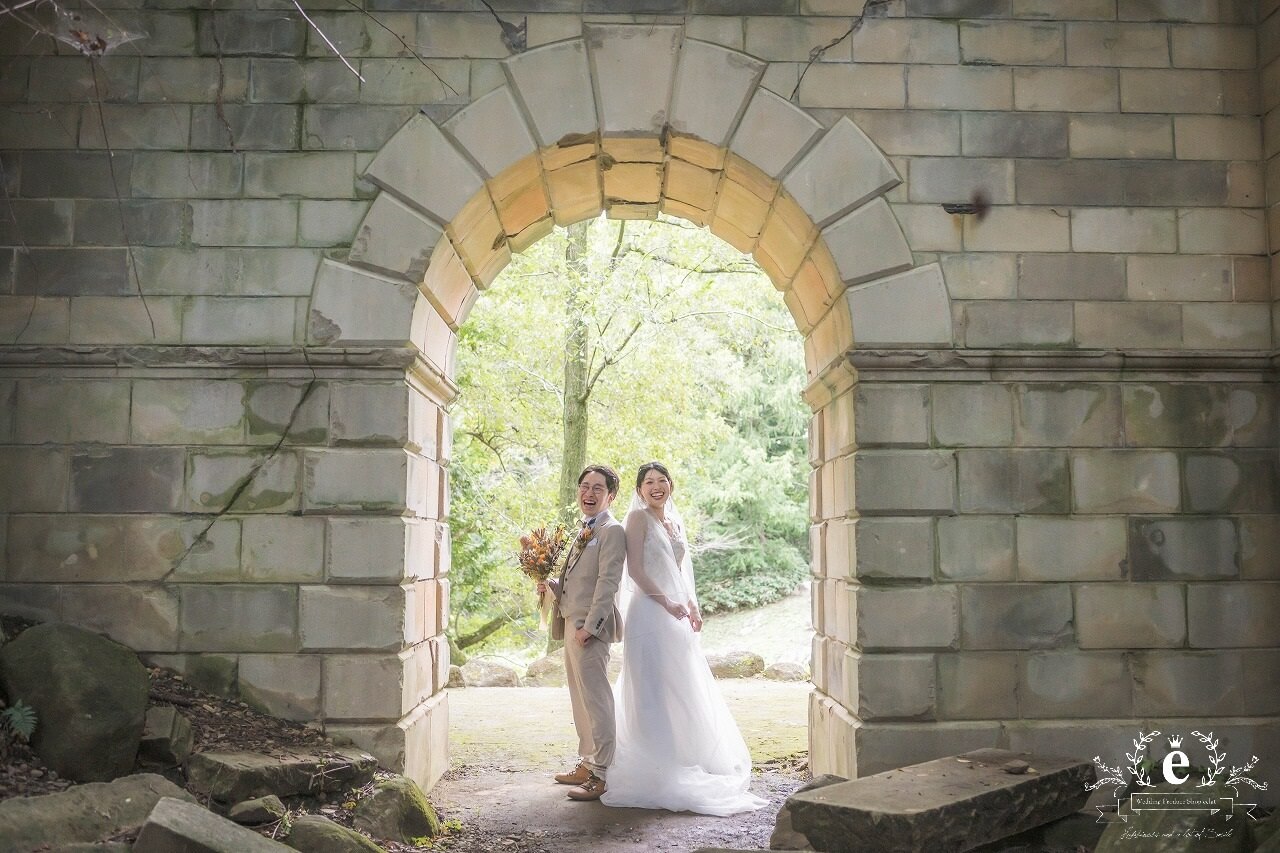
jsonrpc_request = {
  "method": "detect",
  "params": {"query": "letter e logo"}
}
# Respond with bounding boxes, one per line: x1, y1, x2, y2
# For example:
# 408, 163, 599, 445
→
1163, 749, 1190, 785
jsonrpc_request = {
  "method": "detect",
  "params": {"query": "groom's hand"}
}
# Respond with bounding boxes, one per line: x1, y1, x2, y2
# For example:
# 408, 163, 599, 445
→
574, 627, 593, 646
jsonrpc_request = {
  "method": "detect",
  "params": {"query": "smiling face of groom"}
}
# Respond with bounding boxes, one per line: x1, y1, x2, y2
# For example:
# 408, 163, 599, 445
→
577, 467, 618, 518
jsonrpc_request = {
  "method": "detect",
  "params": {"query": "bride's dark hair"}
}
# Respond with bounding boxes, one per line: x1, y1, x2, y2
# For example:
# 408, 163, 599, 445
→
635, 461, 674, 490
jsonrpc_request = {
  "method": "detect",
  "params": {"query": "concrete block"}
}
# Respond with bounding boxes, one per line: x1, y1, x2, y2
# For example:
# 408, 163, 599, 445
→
1120, 69, 1226, 113
20, 151, 132, 199
138, 57, 248, 103
1014, 383, 1123, 447
182, 297, 298, 346
961, 21, 1064, 65
1171, 24, 1257, 69
186, 450, 301, 513
909, 157, 1013, 205
303, 105, 418, 152
1069, 114, 1173, 159
349, 193, 442, 281
238, 654, 321, 721
197, 10, 304, 55
1188, 583, 1280, 648
960, 584, 1074, 650
1018, 253, 1124, 301
848, 264, 953, 347
852, 18, 958, 64
745, 15, 854, 62
132, 379, 246, 445
131, 152, 243, 199
191, 200, 297, 247
1074, 302, 1181, 349
0, 297, 68, 344
1021, 652, 1130, 718
823, 199, 913, 286
1066, 22, 1170, 67
854, 384, 930, 447
1184, 451, 1279, 512
669, 39, 763, 146
15, 249, 130, 297
0, 105, 80, 149
443, 86, 536, 178
61, 584, 180, 653
179, 584, 298, 653
1123, 383, 1275, 447
331, 382, 409, 445
70, 448, 184, 513
245, 380, 330, 446
358, 58, 469, 105
784, 117, 900, 228
72, 200, 189, 247
1075, 583, 1186, 648
857, 586, 959, 651
908, 66, 1012, 111
79, 105, 190, 151
328, 517, 408, 583
1174, 115, 1263, 160
15, 379, 130, 445
963, 302, 1073, 348
1132, 651, 1244, 716
958, 449, 1070, 514
932, 384, 1013, 447
244, 152, 356, 199
1017, 518, 1127, 582
937, 652, 1017, 720
858, 653, 935, 721
940, 253, 1016, 299
249, 59, 360, 104
854, 517, 934, 580
190, 104, 301, 151
962, 112, 1067, 159
938, 517, 1015, 583
725, 94, 812, 180
299, 200, 367, 247
301, 585, 405, 651
309, 260, 415, 345
1014, 67, 1118, 111
1071, 450, 1180, 513
0, 200, 72, 246
1071, 207, 1177, 252
1129, 255, 1234, 301
963, 207, 1071, 252
242, 516, 325, 583
321, 654, 405, 720
303, 448, 407, 512
855, 451, 956, 514
1178, 208, 1267, 255
365, 113, 484, 225
796, 63, 907, 110
851, 110, 960, 157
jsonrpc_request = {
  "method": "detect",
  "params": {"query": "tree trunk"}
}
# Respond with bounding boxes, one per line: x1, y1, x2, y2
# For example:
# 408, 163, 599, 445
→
557, 221, 592, 526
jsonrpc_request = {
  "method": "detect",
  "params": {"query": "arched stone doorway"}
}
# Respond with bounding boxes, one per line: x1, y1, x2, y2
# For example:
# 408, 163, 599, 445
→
304, 23, 950, 788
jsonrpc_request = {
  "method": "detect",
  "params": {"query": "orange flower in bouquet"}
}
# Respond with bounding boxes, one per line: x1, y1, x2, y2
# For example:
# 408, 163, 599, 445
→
517, 525, 569, 583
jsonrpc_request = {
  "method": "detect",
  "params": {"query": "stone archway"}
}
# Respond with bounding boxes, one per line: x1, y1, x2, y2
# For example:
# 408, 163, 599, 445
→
305, 23, 952, 788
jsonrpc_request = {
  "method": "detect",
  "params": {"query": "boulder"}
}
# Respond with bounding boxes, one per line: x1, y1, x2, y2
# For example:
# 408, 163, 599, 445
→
133, 797, 292, 852
286, 815, 383, 853
460, 657, 520, 687
763, 662, 809, 682
352, 775, 441, 843
705, 650, 765, 679
1094, 783, 1252, 853
229, 794, 287, 825
524, 651, 567, 687
138, 705, 195, 768
0, 772, 194, 851
0, 623, 150, 782
770, 774, 846, 850
446, 665, 465, 688
187, 749, 378, 804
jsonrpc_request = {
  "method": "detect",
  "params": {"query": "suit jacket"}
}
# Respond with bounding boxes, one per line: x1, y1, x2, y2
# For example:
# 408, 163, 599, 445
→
552, 511, 625, 643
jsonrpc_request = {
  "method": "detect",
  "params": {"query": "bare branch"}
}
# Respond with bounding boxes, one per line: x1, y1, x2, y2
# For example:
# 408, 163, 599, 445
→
292, 0, 365, 82
790, 0, 893, 102
660, 308, 793, 334
339, 0, 461, 97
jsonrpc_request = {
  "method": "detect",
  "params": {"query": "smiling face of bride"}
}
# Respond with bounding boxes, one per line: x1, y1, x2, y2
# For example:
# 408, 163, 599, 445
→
636, 463, 673, 512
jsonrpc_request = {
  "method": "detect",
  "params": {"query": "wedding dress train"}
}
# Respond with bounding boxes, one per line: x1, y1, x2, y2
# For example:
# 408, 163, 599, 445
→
600, 506, 766, 816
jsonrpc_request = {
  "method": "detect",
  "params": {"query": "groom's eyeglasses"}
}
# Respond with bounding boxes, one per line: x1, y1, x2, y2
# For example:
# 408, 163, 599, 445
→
578, 484, 608, 495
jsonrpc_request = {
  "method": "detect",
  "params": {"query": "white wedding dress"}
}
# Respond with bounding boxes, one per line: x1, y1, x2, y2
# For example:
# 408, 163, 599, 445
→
600, 503, 766, 816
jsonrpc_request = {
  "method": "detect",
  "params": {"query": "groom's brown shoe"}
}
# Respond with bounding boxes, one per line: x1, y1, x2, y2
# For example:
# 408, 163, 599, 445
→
554, 762, 591, 786
567, 773, 607, 801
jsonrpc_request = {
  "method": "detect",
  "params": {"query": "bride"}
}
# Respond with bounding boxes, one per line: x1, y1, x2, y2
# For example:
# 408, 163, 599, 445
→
600, 461, 766, 816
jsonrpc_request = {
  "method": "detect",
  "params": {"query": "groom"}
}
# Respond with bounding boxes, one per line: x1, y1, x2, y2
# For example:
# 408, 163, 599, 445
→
540, 464, 626, 801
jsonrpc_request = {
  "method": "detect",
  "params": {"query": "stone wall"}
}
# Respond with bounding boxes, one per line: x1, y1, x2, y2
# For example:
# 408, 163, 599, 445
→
0, 0, 1276, 793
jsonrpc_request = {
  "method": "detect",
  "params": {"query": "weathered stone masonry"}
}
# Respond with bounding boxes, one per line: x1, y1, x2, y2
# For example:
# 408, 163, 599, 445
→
0, 1, 1277, 795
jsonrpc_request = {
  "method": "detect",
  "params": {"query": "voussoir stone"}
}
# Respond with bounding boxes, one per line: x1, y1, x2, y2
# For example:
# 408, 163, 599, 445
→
286, 815, 383, 853
0, 773, 194, 851
351, 774, 441, 843
0, 622, 150, 782
133, 797, 293, 853
460, 657, 521, 687
705, 650, 765, 679
787, 749, 1095, 853
186, 748, 378, 803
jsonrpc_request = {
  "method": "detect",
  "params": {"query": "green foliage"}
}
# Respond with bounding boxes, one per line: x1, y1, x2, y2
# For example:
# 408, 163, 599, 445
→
1, 699, 36, 740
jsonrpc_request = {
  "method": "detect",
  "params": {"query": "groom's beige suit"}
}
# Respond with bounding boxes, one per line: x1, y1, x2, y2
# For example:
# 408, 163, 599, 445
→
551, 511, 625, 778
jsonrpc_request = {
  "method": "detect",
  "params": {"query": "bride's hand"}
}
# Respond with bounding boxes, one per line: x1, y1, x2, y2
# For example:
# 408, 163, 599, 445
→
688, 607, 703, 632
661, 597, 688, 620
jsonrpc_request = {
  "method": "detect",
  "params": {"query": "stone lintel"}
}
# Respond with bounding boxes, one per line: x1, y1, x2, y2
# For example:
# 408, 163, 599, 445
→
788, 748, 1094, 853
0, 344, 417, 372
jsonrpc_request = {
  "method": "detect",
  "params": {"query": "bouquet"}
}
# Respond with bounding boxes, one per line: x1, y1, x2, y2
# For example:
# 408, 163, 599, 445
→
518, 525, 569, 631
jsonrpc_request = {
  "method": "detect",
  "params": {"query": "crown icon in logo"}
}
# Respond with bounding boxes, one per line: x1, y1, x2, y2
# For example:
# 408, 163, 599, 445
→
1168, 735, 1183, 749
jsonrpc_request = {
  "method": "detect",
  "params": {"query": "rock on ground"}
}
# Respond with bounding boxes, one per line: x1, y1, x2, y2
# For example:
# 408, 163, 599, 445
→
770, 773, 846, 850
523, 651, 566, 687
0, 623, 150, 782
138, 705, 194, 768
229, 794, 287, 825
186, 749, 377, 804
461, 657, 521, 687
763, 662, 808, 682
447, 664, 465, 688
706, 650, 766, 679
352, 774, 441, 843
133, 797, 293, 852
286, 815, 383, 852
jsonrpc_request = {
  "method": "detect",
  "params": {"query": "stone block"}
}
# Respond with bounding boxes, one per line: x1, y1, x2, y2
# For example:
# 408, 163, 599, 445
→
963, 207, 1071, 253
0, 296, 67, 344
443, 86, 536, 179
138, 57, 248, 103
1071, 450, 1180, 513
322, 654, 406, 720
61, 584, 180, 652
1172, 23, 1257, 69
300, 585, 405, 651
182, 297, 298, 346
1022, 652, 1131, 718
892, 204, 963, 252
358, 58, 469, 105
15, 379, 130, 445
1174, 114, 1263, 160
1069, 114, 1173, 159
4, 515, 121, 582
938, 517, 1015, 582
349, 194, 442, 281
132, 247, 316, 298
303, 105, 418, 152
796, 63, 907, 110
822, 199, 913, 286
1070, 207, 1177, 253
1014, 383, 1123, 448
191, 200, 297, 247
937, 652, 1017, 720
504, 39, 595, 147
0, 584, 59, 625
669, 39, 764, 146
245, 380, 329, 446
0, 105, 80, 149
197, 10, 304, 55
73, 200, 190, 247
1242, 650, 1280, 714
857, 586, 959, 651
960, 584, 1074, 650
309, 260, 415, 346
299, 200, 366, 247
1014, 67, 1118, 111
855, 450, 956, 514
909, 157, 1014, 205
249, 58, 360, 104
1075, 583, 1186, 648
852, 110, 960, 158
1066, 22, 1170, 67
304, 448, 407, 511
585, 23, 681, 134
328, 517, 408, 583
1132, 651, 1244, 716
853, 722, 1004, 778
1074, 302, 1181, 349
237, 654, 322, 721
365, 113, 484, 225
744, 15, 854, 62
1123, 383, 1275, 447
131, 152, 242, 199
329, 382, 408, 446
70, 448, 184, 513
1120, 69, 1226, 113
932, 384, 1012, 447
962, 112, 1067, 159
784, 117, 900, 228
940, 253, 1016, 299
961, 21, 1064, 65
1018, 253, 1124, 301
0, 199, 72, 246
0, 380, 13, 441
179, 584, 298, 653
858, 653, 935, 721
908, 66, 1012, 111
1184, 451, 1279, 512
854, 517, 935, 580
1240, 516, 1280, 579
158, 519, 242, 584
243, 152, 355, 199
242, 516, 325, 582
21, 151, 133, 199
15, 248, 130, 297
79, 105, 191, 151
957, 449, 1070, 514
1018, 517, 1127, 581
848, 264, 953, 347
1178, 208, 1267, 255
186, 450, 301, 513
133, 796, 292, 853
73, 295, 180, 345
852, 18, 959, 64
132, 379, 246, 445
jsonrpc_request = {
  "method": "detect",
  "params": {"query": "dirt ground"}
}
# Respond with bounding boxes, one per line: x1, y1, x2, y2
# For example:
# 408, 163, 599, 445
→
432, 681, 811, 853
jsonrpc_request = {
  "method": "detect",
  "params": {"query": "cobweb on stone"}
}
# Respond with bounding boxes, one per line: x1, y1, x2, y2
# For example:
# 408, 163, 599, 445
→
2, 0, 147, 56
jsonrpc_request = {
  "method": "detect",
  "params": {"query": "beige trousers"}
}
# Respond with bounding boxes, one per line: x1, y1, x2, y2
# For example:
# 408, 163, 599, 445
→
563, 634, 615, 777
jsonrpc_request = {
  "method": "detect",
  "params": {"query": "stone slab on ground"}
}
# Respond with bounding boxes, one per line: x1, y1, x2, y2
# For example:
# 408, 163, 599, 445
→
133, 796, 292, 852
186, 748, 377, 803
787, 748, 1095, 853
0, 772, 194, 852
